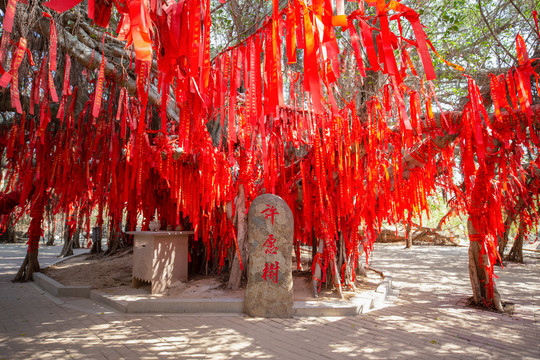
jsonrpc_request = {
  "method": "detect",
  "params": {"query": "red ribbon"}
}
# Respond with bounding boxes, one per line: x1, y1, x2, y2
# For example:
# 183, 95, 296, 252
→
92, 36, 106, 119
286, 3, 297, 64
0, 38, 27, 113
348, 22, 366, 77
357, 18, 380, 71
43, 0, 83, 12
57, 54, 72, 120
228, 49, 238, 147
302, 9, 323, 113
3, 0, 18, 33
386, 0, 436, 80
48, 16, 59, 102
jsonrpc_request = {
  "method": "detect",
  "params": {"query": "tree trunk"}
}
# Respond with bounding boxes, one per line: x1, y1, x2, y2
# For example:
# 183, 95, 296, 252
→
312, 238, 324, 297
405, 222, 412, 249
14, 192, 46, 282
506, 224, 524, 263
60, 216, 74, 257
343, 252, 356, 291
228, 185, 247, 290
45, 200, 55, 246
337, 232, 355, 291
72, 213, 84, 249
497, 214, 515, 259
355, 241, 367, 278
105, 220, 124, 256
330, 252, 343, 299
45, 215, 55, 246
72, 226, 82, 249
294, 238, 302, 271
467, 220, 504, 311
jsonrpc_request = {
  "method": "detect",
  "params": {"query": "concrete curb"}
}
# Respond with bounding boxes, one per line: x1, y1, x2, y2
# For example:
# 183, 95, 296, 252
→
34, 273, 91, 298
293, 276, 398, 316
34, 272, 398, 317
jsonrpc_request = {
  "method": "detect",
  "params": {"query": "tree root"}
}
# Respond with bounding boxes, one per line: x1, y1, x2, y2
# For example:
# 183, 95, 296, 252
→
13, 252, 39, 282
465, 296, 513, 314
366, 266, 385, 279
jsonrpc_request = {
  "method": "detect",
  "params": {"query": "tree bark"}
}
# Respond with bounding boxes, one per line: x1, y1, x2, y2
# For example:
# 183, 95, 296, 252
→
60, 220, 73, 257
72, 213, 84, 249
227, 184, 247, 290
312, 238, 324, 297
105, 220, 124, 256
467, 220, 504, 311
330, 252, 344, 299
59, 215, 74, 258
45, 205, 55, 246
355, 241, 367, 278
338, 232, 354, 290
293, 238, 303, 271
45, 200, 55, 246
405, 222, 412, 249
14, 191, 46, 282
498, 213, 516, 259
47, 15, 179, 120
506, 223, 524, 263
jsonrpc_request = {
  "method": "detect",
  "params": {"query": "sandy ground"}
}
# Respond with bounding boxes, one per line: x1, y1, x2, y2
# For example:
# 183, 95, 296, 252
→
42, 248, 382, 301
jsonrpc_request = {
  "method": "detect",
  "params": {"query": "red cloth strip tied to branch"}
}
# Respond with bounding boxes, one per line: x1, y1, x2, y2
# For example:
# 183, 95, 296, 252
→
2, 0, 18, 33
386, 0, 436, 80
57, 54, 72, 120
0, 38, 28, 114
126, 0, 153, 61
43, 13, 59, 102
92, 35, 107, 119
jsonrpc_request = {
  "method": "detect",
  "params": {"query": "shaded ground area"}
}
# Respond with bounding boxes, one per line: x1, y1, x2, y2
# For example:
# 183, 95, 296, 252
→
0, 244, 539, 359
40, 247, 381, 301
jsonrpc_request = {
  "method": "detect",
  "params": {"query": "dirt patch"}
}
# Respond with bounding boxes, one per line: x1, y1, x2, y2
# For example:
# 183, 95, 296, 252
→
43, 249, 382, 300
42, 249, 134, 289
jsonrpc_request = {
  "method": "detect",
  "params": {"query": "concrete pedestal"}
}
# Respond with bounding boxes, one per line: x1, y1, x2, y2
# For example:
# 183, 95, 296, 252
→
127, 231, 194, 295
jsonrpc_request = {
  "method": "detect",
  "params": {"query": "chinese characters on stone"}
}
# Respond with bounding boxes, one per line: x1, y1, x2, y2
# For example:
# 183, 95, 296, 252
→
263, 234, 278, 254
261, 205, 279, 283
262, 261, 279, 283
261, 204, 279, 225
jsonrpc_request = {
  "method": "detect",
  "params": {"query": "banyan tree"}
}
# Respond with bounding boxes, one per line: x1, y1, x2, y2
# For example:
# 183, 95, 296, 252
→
0, 0, 539, 312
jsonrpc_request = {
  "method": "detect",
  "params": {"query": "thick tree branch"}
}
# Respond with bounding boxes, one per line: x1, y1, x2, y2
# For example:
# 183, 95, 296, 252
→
35, 16, 179, 121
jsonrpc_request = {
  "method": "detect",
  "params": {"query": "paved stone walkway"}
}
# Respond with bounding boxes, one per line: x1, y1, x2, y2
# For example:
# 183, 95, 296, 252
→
0, 243, 538, 359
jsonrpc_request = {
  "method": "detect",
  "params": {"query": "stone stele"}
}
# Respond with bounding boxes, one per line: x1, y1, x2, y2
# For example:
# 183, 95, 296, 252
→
244, 193, 294, 317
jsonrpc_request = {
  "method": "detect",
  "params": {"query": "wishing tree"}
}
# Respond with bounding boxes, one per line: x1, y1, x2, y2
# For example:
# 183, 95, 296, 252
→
0, 0, 539, 311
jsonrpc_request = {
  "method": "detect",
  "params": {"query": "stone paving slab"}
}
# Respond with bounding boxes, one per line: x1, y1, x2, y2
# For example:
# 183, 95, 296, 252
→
0, 243, 539, 359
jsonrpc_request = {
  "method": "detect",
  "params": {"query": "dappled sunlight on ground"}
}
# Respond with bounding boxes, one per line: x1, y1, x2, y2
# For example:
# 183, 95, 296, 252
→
0, 243, 539, 359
